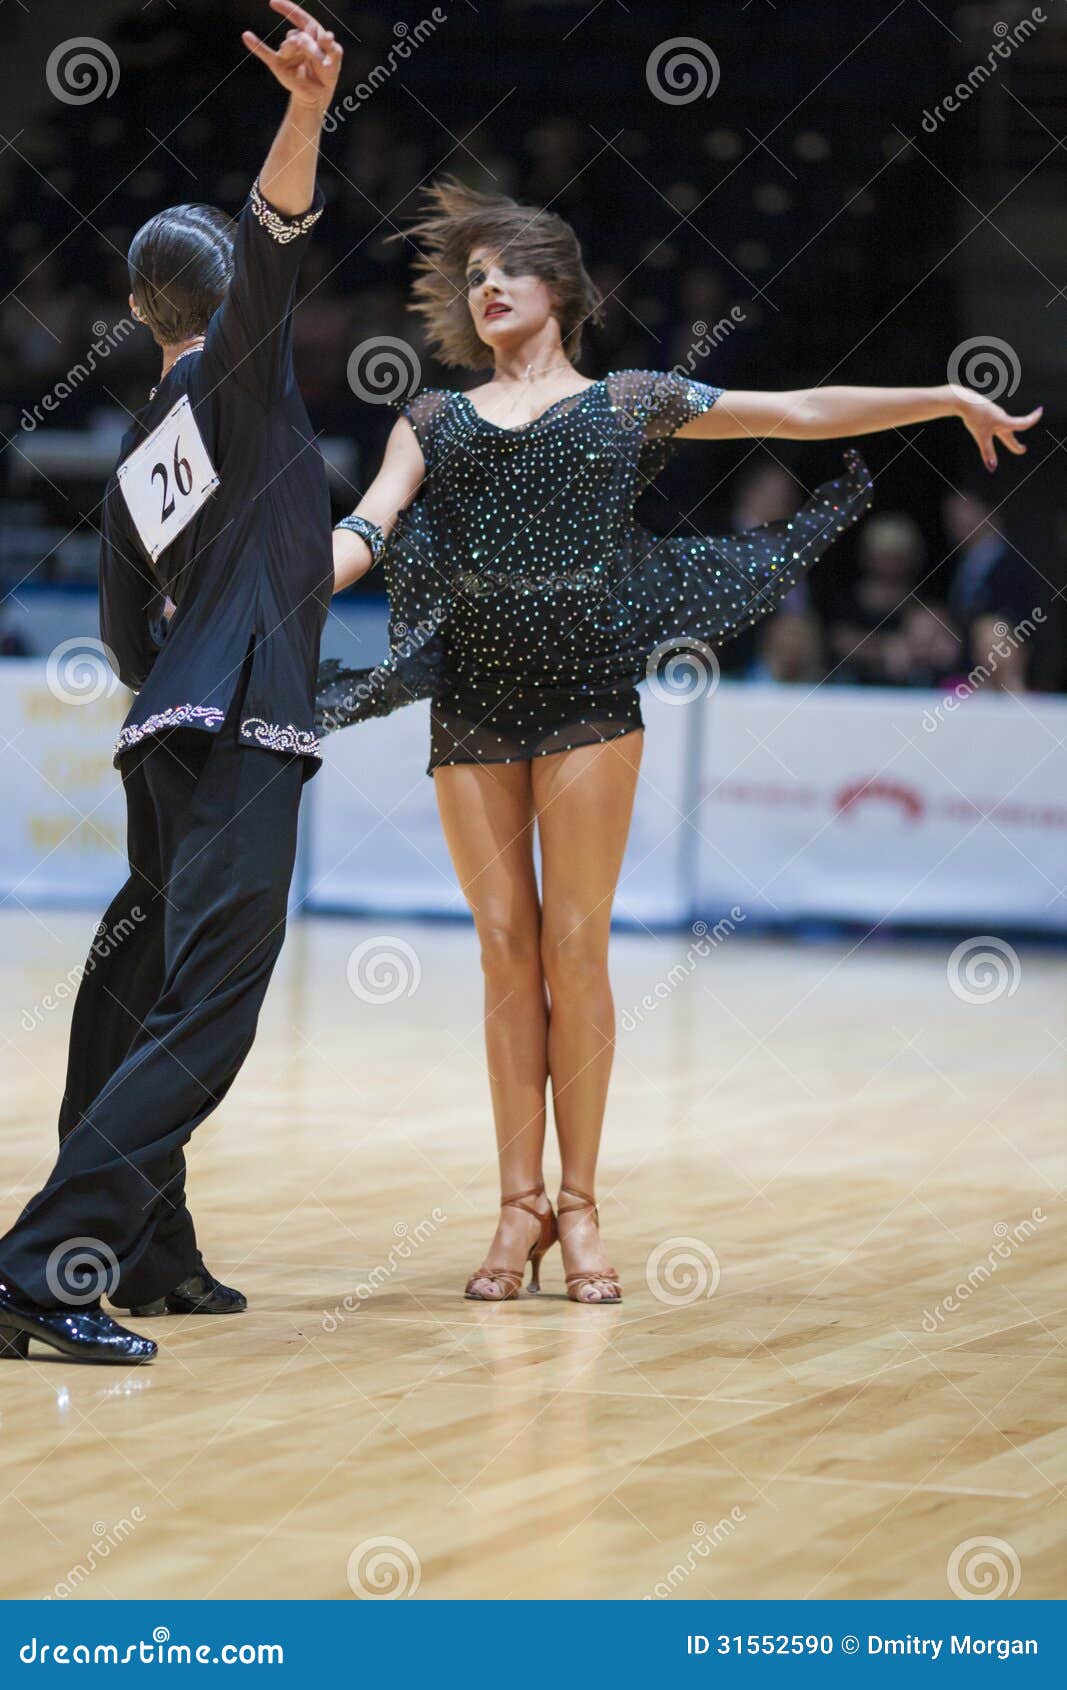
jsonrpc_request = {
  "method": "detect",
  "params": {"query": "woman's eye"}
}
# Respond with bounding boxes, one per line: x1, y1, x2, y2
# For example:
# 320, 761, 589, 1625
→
467, 270, 486, 289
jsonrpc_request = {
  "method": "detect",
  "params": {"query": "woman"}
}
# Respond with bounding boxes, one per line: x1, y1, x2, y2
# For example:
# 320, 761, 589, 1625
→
319, 179, 1039, 1305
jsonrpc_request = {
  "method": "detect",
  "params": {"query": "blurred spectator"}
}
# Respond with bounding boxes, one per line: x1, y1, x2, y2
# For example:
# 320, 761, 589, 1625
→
887, 602, 961, 689
825, 513, 925, 685
0, 611, 30, 657
751, 612, 825, 684
943, 489, 1037, 691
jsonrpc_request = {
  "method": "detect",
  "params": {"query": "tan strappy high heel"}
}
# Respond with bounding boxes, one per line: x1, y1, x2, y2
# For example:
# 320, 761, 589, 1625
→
464, 1186, 558, 1301
557, 1186, 622, 1304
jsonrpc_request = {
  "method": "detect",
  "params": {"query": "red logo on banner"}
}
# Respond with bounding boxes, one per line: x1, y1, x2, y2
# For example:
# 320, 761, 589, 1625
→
834, 777, 924, 822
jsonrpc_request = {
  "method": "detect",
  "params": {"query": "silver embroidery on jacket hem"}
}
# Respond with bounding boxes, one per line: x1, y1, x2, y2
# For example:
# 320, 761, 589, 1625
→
240, 718, 321, 757
114, 702, 225, 755
250, 178, 322, 244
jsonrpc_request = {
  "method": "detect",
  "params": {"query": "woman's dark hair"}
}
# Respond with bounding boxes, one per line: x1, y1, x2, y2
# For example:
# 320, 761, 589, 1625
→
127, 204, 235, 344
399, 177, 603, 370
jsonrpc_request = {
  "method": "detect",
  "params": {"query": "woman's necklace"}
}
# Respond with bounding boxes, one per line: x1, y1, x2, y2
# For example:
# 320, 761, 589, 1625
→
149, 337, 205, 400
520, 359, 572, 383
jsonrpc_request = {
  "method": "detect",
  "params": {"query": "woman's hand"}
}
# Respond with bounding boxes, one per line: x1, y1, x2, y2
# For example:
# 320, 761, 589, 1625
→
952, 386, 1043, 473
242, 1, 342, 112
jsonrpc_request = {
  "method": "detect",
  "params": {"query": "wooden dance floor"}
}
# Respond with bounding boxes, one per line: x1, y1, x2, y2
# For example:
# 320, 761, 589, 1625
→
0, 910, 1063, 1600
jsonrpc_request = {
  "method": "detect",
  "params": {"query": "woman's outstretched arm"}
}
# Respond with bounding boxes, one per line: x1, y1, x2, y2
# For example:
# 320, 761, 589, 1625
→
678, 384, 1042, 471
332, 417, 426, 593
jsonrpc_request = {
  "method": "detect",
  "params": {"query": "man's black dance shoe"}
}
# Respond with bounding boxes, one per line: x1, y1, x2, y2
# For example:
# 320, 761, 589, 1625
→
124, 1264, 247, 1318
0, 1282, 157, 1364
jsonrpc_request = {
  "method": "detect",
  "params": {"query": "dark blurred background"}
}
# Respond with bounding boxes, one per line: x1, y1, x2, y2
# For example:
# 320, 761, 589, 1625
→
1, 0, 1064, 690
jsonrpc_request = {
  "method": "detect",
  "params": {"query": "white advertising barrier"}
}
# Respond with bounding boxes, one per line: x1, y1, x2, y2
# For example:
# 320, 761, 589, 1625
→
305, 688, 693, 925
0, 658, 131, 907
696, 683, 1067, 930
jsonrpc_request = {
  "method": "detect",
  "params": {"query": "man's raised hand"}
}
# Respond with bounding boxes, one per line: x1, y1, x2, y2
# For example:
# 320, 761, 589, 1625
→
242, 1, 342, 111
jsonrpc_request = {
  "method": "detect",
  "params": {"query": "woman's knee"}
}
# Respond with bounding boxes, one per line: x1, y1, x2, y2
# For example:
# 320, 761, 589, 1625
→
540, 919, 610, 995
477, 916, 542, 985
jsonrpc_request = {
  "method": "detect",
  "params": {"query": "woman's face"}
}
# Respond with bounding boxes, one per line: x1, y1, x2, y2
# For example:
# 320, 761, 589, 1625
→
465, 245, 557, 351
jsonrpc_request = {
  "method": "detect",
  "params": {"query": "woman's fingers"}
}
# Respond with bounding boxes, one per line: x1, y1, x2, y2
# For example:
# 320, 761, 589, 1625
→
1007, 405, 1043, 432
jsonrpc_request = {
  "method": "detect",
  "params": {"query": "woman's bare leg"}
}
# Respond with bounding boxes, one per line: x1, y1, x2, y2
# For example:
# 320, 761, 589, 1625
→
532, 733, 643, 1300
434, 760, 551, 1296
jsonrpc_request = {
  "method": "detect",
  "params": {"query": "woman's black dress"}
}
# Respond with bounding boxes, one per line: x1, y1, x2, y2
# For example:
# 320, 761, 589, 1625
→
316, 370, 872, 771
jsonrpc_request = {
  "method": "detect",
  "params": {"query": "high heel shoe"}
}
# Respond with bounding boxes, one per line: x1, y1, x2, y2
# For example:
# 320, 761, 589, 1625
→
464, 1186, 558, 1301
0, 1282, 157, 1364
557, 1187, 622, 1305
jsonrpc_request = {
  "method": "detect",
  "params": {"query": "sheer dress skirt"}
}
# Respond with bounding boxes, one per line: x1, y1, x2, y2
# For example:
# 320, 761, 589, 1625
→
428, 676, 643, 771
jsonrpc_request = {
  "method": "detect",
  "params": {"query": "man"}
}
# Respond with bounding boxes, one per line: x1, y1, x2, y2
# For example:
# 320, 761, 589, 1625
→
0, 3, 342, 1364
943, 487, 1037, 689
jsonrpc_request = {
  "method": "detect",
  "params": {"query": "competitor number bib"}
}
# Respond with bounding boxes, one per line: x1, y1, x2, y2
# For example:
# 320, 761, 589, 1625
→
117, 394, 219, 561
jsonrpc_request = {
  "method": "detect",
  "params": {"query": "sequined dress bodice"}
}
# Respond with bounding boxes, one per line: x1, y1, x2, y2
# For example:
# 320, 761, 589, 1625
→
316, 369, 873, 766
